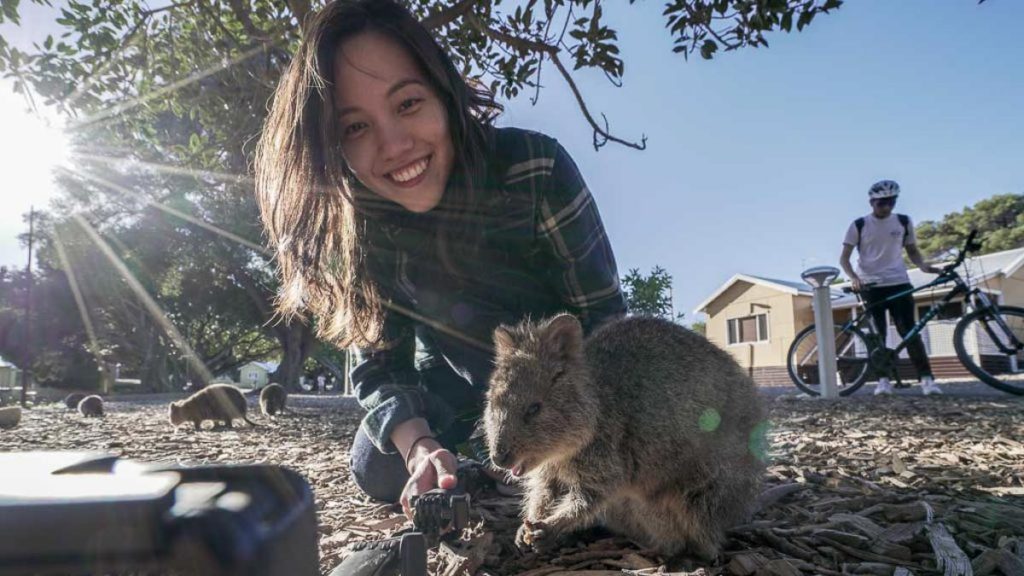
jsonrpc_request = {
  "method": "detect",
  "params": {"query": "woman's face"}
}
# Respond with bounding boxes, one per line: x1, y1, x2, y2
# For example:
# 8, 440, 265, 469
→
333, 32, 454, 214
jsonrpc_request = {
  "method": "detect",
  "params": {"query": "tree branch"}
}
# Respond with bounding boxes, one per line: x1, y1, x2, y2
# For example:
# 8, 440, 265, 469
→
682, 2, 741, 51
194, 1, 245, 48
226, 0, 265, 39
549, 53, 645, 150
142, 1, 196, 19
60, 2, 190, 108
422, 0, 480, 30
285, 0, 312, 32
468, 13, 646, 151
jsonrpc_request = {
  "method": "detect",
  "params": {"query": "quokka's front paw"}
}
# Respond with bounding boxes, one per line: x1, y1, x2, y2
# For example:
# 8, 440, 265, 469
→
515, 520, 560, 553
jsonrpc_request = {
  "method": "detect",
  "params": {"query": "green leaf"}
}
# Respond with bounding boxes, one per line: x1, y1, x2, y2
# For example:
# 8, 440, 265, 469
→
700, 39, 718, 59
781, 11, 792, 32
797, 11, 814, 31
3, 0, 23, 23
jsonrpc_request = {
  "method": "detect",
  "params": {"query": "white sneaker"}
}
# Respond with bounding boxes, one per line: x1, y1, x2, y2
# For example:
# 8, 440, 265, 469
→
921, 379, 943, 396
874, 378, 894, 396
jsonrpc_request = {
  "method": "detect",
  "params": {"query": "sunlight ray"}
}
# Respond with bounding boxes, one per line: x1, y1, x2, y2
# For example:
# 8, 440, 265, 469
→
74, 167, 270, 256
61, 28, 146, 110
72, 213, 214, 385
76, 152, 254, 186
51, 225, 110, 393
69, 44, 269, 132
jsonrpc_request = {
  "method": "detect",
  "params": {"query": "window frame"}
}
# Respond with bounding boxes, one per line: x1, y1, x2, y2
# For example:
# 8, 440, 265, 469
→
727, 312, 770, 345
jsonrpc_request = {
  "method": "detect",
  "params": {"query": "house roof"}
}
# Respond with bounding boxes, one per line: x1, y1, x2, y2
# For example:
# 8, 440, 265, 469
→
242, 361, 280, 373
0, 356, 16, 369
694, 274, 814, 314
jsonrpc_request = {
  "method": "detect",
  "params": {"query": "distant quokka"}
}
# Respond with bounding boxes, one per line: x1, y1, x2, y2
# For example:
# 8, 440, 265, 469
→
64, 392, 87, 410
484, 314, 767, 561
259, 383, 287, 417
169, 384, 258, 431
77, 395, 104, 418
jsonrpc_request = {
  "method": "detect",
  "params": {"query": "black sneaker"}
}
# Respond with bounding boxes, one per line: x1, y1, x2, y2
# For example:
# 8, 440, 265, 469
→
327, 532, 426, 576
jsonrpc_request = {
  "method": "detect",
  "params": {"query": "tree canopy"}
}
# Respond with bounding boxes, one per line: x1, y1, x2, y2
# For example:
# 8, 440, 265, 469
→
0, 0, 841, 389
915, 194, 1024, 259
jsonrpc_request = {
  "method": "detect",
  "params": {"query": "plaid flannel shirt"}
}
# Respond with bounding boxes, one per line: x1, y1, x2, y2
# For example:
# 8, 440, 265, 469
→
352, 127, 626, 453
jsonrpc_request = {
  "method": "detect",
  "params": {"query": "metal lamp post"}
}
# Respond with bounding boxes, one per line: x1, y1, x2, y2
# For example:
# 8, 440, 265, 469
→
801, 266, 841, 399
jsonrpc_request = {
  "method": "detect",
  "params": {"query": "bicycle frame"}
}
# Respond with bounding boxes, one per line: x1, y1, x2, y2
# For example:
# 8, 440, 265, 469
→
842, 271, 975, 357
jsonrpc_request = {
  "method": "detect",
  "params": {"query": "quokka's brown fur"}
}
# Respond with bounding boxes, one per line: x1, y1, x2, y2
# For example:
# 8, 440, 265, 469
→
77, 395, 104, 418
484, 314, 767, 561
169, 384, 257, 430
259, 383, 287, 417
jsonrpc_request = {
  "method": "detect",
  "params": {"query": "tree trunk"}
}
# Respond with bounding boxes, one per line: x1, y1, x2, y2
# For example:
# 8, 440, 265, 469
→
139, 328, 173, 391
271, 319, 315, 391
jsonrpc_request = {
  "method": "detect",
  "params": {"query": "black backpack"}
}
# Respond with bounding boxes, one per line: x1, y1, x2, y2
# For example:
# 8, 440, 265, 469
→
855, 214, 910, 250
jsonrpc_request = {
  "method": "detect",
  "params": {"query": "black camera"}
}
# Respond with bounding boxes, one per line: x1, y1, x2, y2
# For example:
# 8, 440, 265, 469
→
410, 488, 470, 536
0, 452, 318, 576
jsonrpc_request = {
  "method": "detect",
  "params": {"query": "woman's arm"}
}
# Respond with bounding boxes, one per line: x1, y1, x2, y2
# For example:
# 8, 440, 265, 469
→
352, 303, 453, 455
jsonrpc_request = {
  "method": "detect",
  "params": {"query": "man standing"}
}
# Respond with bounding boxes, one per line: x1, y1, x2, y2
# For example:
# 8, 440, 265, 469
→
840, 180, 943, 396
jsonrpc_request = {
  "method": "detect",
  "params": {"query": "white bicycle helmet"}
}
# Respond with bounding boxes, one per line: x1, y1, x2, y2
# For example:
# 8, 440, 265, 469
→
869, 180, 900, 199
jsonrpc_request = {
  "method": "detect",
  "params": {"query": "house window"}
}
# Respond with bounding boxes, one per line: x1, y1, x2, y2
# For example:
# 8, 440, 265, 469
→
917, 300, 963, 321
727, 313, 769, 344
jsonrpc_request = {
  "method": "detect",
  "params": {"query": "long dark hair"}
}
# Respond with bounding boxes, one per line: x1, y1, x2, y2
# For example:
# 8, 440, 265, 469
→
255, 0, 501, 348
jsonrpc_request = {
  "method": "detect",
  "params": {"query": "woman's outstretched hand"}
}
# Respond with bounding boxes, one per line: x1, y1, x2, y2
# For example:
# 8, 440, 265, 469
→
400, 441, 458, 520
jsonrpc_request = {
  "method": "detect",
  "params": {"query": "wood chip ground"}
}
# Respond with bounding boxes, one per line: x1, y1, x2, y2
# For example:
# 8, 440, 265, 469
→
1, 392, 1021, 576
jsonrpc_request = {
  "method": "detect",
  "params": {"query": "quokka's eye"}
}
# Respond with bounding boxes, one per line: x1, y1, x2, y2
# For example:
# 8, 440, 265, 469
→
524, 402, 542, 422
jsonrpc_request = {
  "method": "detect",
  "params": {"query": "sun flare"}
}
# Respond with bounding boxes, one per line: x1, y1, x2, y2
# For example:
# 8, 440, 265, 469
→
0, 86, 73, 209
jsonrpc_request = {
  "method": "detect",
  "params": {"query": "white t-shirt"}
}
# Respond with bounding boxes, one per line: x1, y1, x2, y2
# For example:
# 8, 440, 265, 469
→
843, 214, 916, 287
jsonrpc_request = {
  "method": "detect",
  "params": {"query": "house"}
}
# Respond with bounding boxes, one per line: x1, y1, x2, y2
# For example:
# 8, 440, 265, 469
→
238, 361, 279, 389
0, 356, 19, 389
695, 247, 1024, 386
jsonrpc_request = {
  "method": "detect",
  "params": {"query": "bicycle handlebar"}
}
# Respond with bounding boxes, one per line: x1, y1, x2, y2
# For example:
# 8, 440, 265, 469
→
940, 229, 980, 275
843, 230, 979, 295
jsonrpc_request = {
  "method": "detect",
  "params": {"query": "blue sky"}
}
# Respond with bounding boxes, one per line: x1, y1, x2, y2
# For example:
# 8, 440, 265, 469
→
2, 0, 1022, 322
498, 0, 1023, 321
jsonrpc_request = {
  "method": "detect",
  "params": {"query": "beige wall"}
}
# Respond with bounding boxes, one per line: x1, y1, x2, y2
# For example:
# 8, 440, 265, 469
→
0, 367, 18, 388
794, 295, 815, 333
705, 282, 799, 369
1000, 269, 1024, 308
239, 365, 269, 388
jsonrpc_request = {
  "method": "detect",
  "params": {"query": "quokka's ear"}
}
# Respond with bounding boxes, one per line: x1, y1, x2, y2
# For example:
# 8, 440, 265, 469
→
493, 324, 517, 356
541, 313, 583, 361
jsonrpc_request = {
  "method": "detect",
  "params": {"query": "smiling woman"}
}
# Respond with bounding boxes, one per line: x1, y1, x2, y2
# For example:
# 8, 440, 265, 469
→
0, 83, 72, 263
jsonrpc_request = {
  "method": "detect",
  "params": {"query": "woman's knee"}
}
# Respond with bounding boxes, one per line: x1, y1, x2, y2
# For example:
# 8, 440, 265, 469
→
349, 427, 409, 503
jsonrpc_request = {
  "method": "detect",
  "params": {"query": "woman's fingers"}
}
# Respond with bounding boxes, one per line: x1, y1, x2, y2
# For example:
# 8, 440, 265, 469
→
401, 449, 458, 520
430, 450, 459, 490
401, 464, 433, 519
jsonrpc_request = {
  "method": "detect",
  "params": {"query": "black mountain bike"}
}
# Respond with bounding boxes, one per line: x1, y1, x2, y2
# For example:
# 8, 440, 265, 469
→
787, 231, 1024, 396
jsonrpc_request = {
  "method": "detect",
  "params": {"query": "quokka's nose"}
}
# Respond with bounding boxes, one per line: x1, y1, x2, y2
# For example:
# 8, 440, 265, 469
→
491, 447, 513, 468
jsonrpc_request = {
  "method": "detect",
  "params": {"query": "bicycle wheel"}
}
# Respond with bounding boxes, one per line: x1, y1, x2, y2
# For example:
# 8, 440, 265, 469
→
787, 324, 872, 396
953, 305, 1024, 395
